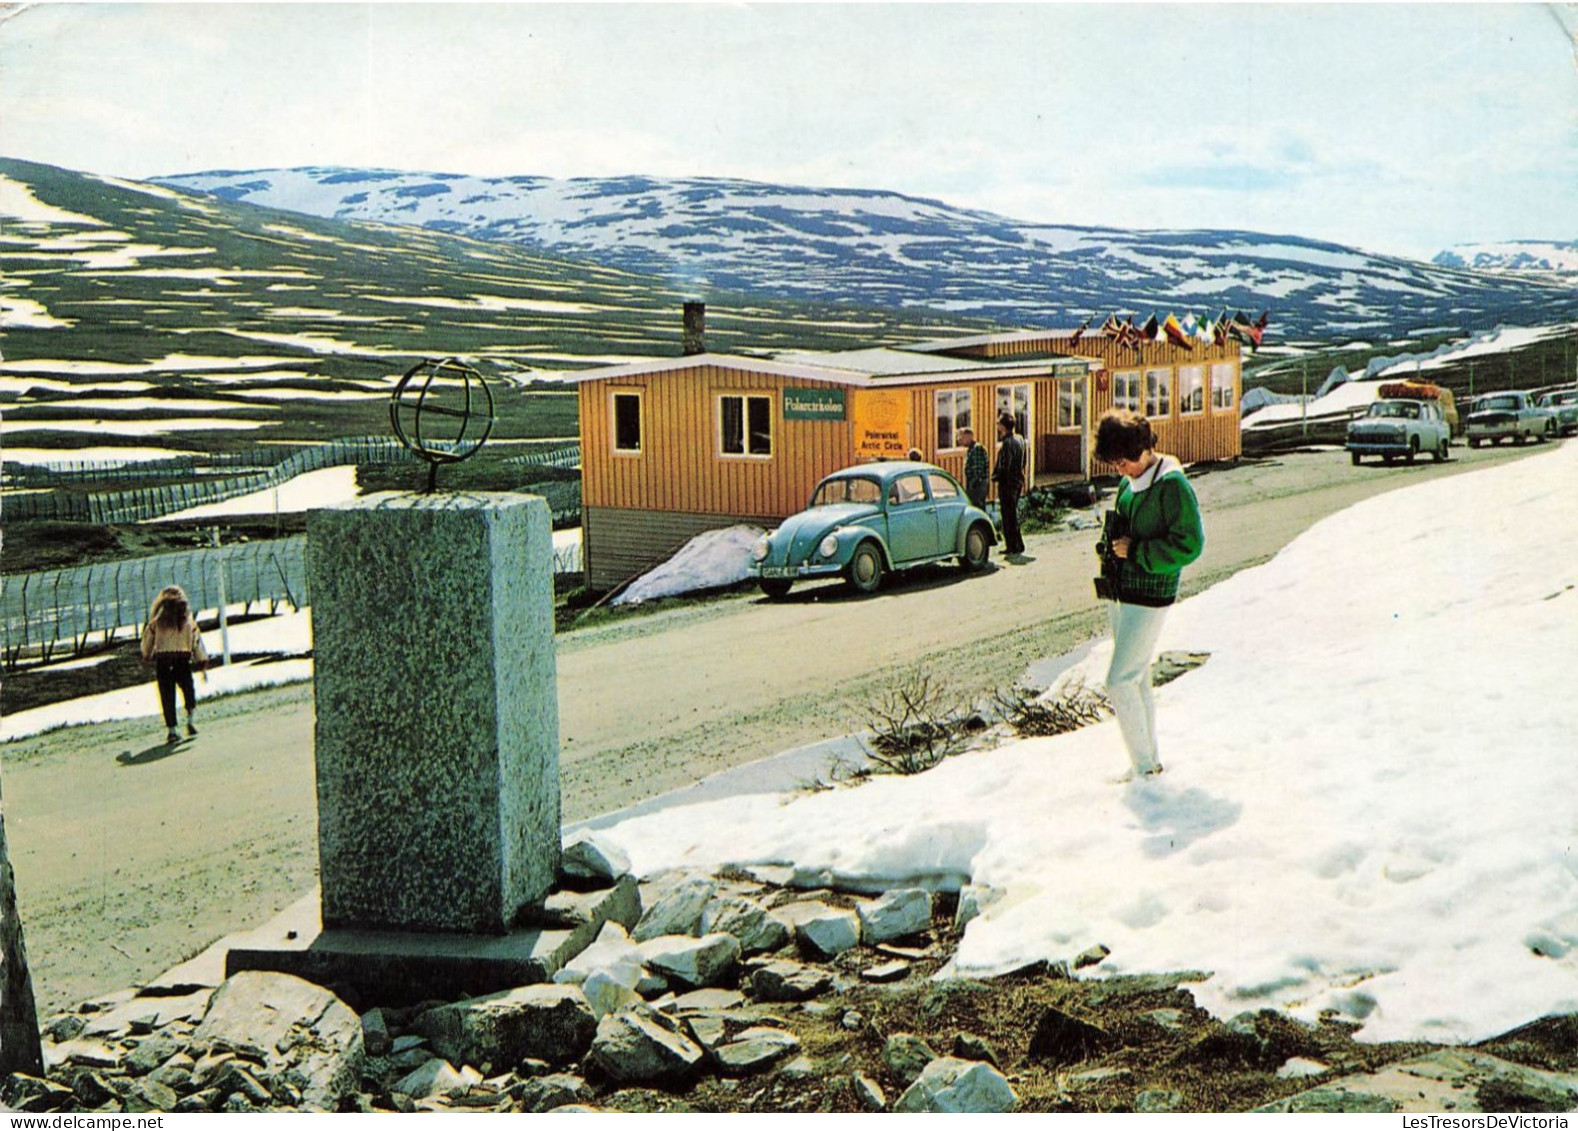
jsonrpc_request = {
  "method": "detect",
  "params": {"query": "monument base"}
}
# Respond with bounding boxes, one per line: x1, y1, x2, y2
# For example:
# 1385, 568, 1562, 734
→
223, 879, 639, 1009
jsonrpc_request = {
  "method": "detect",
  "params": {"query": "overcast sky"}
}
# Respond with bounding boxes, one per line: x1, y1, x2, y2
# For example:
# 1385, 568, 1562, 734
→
1, 2, 1574, 260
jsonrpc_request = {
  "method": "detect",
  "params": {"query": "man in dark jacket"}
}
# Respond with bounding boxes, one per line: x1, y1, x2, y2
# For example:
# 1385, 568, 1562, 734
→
992, 412, 1026, 556
960, 427, 989, 510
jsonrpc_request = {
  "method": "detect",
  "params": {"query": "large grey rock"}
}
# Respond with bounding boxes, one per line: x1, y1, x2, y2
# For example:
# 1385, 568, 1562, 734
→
713, 1027, 802, 1076
414, 984, 596, 1069
633, 876, 717, 941
746, 960, 834, 1003
894, 1057, 1020, 1113
638, 933, 742, 990
553, 921, 646, 989
589, 1008, 705, 1085
856, 889, 933, 943
560, 831, 631, 883
954, 884, 1003, 931
189, 971, 363, 1110
790, 905, 861, 959
700, 895, 792, 955
310, 493, 560, 932
582, 970, 643, 1019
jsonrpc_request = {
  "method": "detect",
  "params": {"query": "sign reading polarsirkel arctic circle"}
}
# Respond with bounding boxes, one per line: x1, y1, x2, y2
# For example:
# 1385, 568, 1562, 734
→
853, 388, 911, 458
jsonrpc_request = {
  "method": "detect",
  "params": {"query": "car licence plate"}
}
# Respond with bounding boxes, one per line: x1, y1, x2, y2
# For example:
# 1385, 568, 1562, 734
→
760, 566, 794, 578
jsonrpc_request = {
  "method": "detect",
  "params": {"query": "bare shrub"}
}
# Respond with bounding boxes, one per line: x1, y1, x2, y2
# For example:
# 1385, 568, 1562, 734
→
859, 670, 974, 775
993, 675, 1112, 737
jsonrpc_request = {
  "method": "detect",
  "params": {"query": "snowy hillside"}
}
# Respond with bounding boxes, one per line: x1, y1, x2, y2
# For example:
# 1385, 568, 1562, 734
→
154, 167, 1578, 342
1434, 240, 1578, 278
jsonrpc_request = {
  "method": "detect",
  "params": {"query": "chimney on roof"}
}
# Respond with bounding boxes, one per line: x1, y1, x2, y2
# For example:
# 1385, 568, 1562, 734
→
682, 301, 706, 356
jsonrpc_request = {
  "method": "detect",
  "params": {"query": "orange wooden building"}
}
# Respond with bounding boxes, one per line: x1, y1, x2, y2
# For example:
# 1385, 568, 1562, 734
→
571, 326, 1242, 589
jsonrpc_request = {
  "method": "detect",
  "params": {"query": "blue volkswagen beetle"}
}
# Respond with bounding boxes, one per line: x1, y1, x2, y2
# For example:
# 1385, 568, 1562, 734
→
749, 461, 998, 599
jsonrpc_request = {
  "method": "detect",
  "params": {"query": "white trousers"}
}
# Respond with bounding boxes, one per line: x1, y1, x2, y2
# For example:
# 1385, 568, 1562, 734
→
1105, 602, 1170, 774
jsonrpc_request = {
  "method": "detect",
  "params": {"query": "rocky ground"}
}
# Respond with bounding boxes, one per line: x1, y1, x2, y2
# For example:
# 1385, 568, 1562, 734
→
10, 840, 1578, 1115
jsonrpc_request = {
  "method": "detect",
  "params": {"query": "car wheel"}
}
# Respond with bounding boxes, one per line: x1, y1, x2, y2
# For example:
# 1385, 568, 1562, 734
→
1350, 451, 1362, 466
959, 522, 991, 572
1468, 437, 1480, 449
758, 578, 793, 600
845, 541, 884, 594
1513, 432, 1526, 446
1406, 437, 1419, 464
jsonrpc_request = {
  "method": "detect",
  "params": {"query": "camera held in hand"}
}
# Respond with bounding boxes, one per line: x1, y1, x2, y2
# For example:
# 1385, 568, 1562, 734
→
1093, 509, 1128, 601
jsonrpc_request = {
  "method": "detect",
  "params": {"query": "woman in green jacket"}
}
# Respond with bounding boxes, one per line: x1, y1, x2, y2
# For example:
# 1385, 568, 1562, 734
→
1092, 410, 1204, 780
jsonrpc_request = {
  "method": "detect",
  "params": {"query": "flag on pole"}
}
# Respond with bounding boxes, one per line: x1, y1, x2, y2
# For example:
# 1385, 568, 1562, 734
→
1068, 315, 1093, 346
1101, 313, 1124, 339
1163, 312, 1193, 349
1212, 310, 1230, 346
1139, 313, 1159, 341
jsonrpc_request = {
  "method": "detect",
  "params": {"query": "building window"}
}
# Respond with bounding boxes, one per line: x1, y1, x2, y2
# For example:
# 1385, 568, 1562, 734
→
719, 393, 773, 457
935, 388, 973, 450
1211, 362, 1237, 411
1058, 377, 1086, 431
1113, 371, 1141, 412
612, 390, 643, 454
995, 384, 1030, 439
1178, 366, 1205, 416
1145, 368, 1172, 418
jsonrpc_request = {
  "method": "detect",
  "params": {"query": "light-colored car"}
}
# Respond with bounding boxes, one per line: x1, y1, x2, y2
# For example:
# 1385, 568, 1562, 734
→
749, 461, 997, 598
1465, 392, 1557, 447
1536, 390, 1578, 436
1346, 398, 1450, 465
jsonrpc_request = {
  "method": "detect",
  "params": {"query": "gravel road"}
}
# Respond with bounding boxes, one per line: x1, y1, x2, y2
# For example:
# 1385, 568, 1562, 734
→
2, 442, 1548, 1014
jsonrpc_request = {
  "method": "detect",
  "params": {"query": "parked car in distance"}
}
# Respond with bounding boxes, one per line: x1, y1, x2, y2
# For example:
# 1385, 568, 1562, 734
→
1346, 397, 1451, 465
749, 461, 997, 598
1465, 391, 1558, 447
1536, 389, 1578, 436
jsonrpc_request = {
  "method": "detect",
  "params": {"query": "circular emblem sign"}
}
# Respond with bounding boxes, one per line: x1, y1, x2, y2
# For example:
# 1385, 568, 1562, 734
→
389, 358, 496, 491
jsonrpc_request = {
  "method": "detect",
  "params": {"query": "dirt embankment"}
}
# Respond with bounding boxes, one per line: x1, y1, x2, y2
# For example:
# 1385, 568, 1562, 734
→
1, 443, 1550, 1016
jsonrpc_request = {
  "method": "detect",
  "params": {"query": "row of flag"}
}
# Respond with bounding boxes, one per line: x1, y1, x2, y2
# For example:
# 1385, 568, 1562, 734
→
1067, 310, 1270, 352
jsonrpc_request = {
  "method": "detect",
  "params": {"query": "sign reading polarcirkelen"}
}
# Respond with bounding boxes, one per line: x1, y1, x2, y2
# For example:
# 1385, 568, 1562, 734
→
783, 386, 847, 421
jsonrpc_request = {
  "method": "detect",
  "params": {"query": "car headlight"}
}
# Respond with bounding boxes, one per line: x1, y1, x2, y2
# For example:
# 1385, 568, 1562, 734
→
752, 535, 771, 562
818, 533, 840, 559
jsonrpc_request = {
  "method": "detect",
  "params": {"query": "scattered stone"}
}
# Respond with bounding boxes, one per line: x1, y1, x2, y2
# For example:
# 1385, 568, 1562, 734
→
747, 960, 834, 1003
1074, 943, 1111, 970
952, 1033, 1000, 1067
147, 1052, 196, 1092
42, 1015, 87, 1043
589, 1008, 706, 1085
389, 1034, 428, 1054
188, 1048, 236, 1090
2, 1074, 75, 1112
50, 1039, 122, 1070
1028, 1006, 1110, 1065
671, 988, 747, 1013
791, 906, 861, 960
841, 1010, 865, 1032
851, 1070, 887, 1111
361, 1008, 392, 1057
123, 1032, 184, 1076
683, 1014, 729, 1052
59, 1068, 123, 1108
553, 921, 646, 988
211, 1060, 273, 1106
393, 1058, 469, 1101
560, 830, 632, 883
175, 1088, 220, 1113
1139, 1007, 1188, 1032
954, 884, 1003, 930
1136, 1088, 1186, 1113
633, 875, 717, 941
639, 932, 742, 989
872, 943, 931, 961
712, 1027, 801, 1076
582, 969, 643, 1019
778, 1056, 817, 1080
894, 1057, 1019, 1113
517, 1072, 591, 1113
882, 1033, 939, 1086
857, 889, 933, 943
540, 875, 642, 931
860, 960, 911, 984
700, 895, 792, 955
190, 971, 363, 1111
414, 984, 597, 1070
124, 1077, 180, 1113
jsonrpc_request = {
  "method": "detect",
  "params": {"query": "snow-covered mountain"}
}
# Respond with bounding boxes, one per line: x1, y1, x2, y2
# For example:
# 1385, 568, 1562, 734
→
1433, 240, 1578, 278
153, 167, 1578, 342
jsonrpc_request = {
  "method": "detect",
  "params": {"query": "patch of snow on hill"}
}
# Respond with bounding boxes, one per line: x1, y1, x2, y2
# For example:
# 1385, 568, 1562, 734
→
599, 439, 1578, 1045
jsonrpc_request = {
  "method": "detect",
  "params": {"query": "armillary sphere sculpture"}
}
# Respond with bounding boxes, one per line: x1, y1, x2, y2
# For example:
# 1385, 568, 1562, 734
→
389, 357, 496, 493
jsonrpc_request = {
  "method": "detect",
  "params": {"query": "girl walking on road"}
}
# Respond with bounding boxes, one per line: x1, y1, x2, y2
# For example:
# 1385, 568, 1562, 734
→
1093, 410, 1204, 781
140, 585, 208, 744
